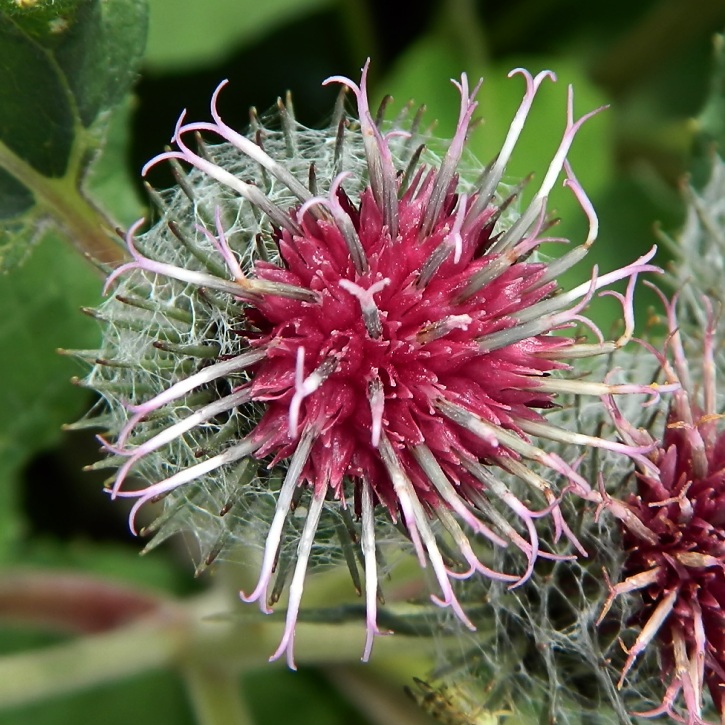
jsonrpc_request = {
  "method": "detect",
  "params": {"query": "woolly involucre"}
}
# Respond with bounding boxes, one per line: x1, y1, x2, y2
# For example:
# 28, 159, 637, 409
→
81, 61, 666, 668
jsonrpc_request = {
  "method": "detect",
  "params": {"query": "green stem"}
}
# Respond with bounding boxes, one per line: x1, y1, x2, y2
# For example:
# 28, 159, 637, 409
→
184, 588, 465, 671
0, 575, 479, 712
0, 139, 126, 267
0, 614, 188, 709
183, 664, 256, 725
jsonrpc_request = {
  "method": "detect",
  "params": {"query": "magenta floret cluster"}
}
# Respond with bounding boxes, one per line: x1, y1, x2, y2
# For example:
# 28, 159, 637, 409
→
601, 294, 725, 725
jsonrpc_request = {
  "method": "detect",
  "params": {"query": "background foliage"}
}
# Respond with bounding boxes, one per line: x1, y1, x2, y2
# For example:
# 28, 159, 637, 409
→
1, 0, 724, 723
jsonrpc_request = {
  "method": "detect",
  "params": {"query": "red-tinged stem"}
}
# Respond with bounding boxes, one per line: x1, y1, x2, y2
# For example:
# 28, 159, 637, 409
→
0, 570, 167, 633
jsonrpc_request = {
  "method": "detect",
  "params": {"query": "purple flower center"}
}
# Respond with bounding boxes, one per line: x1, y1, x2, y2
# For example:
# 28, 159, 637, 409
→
249, 183, 562, 509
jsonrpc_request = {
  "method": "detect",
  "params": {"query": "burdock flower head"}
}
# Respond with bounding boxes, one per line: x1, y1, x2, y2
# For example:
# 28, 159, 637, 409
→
600, 291, 725, 724
84, 60, 662, 667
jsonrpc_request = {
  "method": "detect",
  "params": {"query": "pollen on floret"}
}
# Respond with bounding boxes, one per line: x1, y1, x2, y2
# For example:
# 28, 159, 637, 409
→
81, 59, 667, 669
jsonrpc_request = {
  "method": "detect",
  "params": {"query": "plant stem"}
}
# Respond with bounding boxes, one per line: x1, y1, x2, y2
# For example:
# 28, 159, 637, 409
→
0, 614, 188, 708
0, 139, 126, 267
0, 570, 165, 632
0, 572, 479, 712
183, 664, 256, 725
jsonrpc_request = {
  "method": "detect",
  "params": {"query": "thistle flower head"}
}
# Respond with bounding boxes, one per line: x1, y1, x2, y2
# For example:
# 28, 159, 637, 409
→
83, 61, 663, 668
601, 291, 725, 724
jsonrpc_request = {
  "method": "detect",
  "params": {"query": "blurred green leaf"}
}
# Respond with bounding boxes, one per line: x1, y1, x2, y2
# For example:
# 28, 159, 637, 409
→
145, 0, 332, 71
0, 233, 101, 561
698, 33, 725, 144
379, 33, 677, 334
692, 32, 725, 186
0, 0, 147, 268
20, 539, 192, 594
380, 35, 613, 247
85, 96, 145, 228
1, 667, 194, 725
244, 668, 368, 725
0, 0, 147, 173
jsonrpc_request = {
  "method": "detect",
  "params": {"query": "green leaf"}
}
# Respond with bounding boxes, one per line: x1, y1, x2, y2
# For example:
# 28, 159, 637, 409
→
380, 35, 613, 246
379, 36, 667, 334
1, 668, 194, 725
244, 668, 368, 725
0, 7, 76, 178
698, 34, 725, 142
18, 539, 192, 594
56, 0, 148, 128
1, 0, 147, 169
145, 0, 331, 70
693, 32, 725, 186
0, 231, 101, 561
0, 167, 33, 219
0, 0, 147, 269
85, 96, 145, 228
